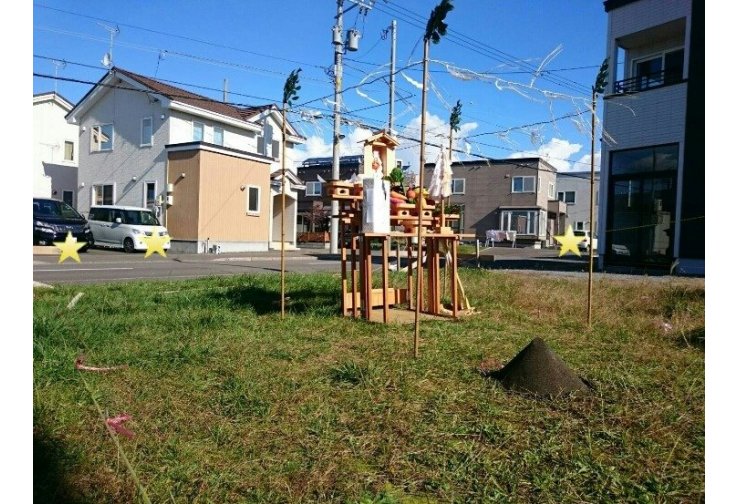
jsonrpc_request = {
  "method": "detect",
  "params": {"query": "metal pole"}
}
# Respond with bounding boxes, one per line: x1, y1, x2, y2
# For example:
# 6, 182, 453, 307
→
388, 19, 396, 135
414, 37, 430, 359
330, 0, 344, 255
587, 89, 596, 328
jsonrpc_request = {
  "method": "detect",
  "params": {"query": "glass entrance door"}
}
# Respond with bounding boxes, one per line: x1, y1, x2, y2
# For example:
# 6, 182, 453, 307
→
608, 175, 675, 265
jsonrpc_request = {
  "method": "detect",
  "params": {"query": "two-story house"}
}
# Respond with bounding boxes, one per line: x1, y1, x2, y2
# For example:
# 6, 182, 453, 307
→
599, 0, 703, 273
66, 67, 305, 253
424, 157, 566, 245
556, 170, 599, 235
33, 92, 79, 204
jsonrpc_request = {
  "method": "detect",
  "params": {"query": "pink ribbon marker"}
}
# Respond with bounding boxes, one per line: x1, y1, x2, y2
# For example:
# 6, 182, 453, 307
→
106, 414, 135, 439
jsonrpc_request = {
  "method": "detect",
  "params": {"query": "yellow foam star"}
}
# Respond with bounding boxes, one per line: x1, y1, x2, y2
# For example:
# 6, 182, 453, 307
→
54, 232, 86, 264
142, 227, 170, 258
553, 225, 585, 257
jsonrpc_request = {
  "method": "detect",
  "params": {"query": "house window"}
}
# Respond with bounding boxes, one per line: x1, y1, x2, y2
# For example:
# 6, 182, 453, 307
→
91, 124, 113, 152
272, 139, 281, 160
144, 181, 157, 207
247, 186, 261, 215
548, 182, 555, 199
500, 209, 539, 235
62, 190, 74, 207
193, 121, 204, 142
558, 191, 576, 204
575, 221, 585, 231
305, 181, 322, 196
257, 135, 265, 155
141, 117, 153, 146
92, 184, 114, 205
511, 176, 535, 193
451, 178, 465, 195
450, 204, 465, 233
64, 141, 74, 161
213, 126, 224, 146
632, 48, 684, 90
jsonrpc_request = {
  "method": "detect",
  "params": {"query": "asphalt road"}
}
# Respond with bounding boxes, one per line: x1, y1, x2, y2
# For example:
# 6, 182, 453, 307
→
33, 248, 341, 285
33, 245, 701, 286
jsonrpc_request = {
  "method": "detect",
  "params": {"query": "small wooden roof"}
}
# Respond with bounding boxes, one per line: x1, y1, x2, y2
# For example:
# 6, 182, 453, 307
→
360, 130, 400, 147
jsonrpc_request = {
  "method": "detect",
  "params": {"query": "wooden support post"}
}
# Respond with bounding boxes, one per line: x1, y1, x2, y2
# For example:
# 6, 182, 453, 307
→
382, 236, 389, 323
351, 234, 359, 318
396, 239, 400, 271
363, 237, 373, 322
433, 239, 441, 313
340, 221, 347, 317
452, 237, 459, 317
407, 237, 414, 310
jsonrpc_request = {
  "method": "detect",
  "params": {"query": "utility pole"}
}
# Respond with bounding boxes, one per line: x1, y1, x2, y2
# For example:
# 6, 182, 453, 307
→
388, 20, 397, 135
587, 58, 608, 328
330, 0, 345, 255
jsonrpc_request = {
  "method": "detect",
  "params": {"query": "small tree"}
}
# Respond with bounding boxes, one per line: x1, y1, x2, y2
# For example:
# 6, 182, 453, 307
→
302, 204, 329, 233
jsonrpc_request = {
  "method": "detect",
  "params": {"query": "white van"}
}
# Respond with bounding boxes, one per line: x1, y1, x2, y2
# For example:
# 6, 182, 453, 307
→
88, 205, 170, 253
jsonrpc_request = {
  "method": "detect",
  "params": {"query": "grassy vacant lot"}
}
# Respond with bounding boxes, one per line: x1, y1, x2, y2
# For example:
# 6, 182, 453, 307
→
33, 269, 704, 503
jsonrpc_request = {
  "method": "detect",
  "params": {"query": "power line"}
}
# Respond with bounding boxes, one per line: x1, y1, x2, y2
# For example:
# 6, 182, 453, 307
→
35, 25, 332, 85
373, 1, 590, 95
33, 3, 327, 70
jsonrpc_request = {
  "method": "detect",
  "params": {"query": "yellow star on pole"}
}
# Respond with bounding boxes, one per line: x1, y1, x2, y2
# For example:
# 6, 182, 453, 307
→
142, 227, 170, 258
54, 232, 86, 264
553, 225, 585, 257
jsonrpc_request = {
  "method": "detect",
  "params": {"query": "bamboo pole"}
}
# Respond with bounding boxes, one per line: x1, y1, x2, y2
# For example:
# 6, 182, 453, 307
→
280, 102, 287, 319
414, 36, 430, 359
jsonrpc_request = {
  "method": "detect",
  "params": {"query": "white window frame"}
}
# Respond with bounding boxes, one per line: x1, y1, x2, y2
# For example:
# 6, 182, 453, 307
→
143, 180, 157, 208
91, 183, 115, 206
141, 117, 153, 147
500, 209, 540, 236
64, 140, 74, 161
305, 181, 322, 197
246, 185, 261, 216
451, 178, 465, 195
511, 176, 535, 193
271, 139, 281, 160
548, 181, 555, 199
575, 221, 586, 231
192, 121, 204, 142
631, 46, 685, 83
91, 124, 114, 152
213, 126, 224, 146
558, 191, 576, 204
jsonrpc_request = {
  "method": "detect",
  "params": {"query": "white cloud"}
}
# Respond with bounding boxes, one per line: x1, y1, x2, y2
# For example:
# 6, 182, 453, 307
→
510, 137, 583, 172
293, 113, 479, 176
293, 126, 373, 167
399, 112, 478, 173
573, 151, 601, 172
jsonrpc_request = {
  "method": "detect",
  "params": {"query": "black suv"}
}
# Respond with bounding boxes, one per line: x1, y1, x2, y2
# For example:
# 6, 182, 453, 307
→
33, 198, 94, 249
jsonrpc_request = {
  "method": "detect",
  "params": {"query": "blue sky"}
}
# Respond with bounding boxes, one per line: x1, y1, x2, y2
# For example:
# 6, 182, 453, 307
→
33, 1, 609, 172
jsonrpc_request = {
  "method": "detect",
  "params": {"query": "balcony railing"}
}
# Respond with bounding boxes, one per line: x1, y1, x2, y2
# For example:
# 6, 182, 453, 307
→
613, 70, 684, 94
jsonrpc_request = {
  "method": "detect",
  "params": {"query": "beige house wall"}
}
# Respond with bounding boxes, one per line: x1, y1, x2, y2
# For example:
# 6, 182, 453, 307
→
196, 150, 270, 242
166, 150, 202, 240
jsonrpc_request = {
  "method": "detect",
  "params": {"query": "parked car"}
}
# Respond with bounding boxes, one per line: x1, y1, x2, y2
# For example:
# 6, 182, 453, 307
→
574, 230, 598, 252
33, 198, 94, 249
88, 205, 170, 253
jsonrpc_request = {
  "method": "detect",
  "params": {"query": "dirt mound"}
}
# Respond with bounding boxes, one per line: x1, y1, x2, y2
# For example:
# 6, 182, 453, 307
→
492, 337, 590, 398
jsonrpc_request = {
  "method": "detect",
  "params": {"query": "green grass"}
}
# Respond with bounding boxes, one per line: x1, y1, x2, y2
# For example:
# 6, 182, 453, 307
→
33, 270, 705, 503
